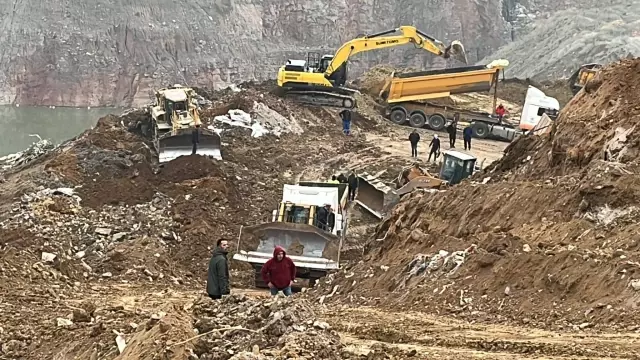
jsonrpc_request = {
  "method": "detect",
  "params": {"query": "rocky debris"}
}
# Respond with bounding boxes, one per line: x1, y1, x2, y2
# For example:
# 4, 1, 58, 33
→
191, 294, 342, 359
0, 137, 55, 171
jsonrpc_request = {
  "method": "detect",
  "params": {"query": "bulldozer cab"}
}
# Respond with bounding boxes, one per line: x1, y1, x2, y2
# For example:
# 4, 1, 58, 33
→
439, 150, 476, 185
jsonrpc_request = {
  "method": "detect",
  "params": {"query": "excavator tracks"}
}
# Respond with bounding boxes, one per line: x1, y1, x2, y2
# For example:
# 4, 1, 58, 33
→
283, 90, 357, 110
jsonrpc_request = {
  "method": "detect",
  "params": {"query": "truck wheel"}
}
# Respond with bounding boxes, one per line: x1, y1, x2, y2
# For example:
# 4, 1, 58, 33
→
409, 112, 427, 128
472, 122, 490, 139
428, 114, 446, 131
389, 108, 407, 125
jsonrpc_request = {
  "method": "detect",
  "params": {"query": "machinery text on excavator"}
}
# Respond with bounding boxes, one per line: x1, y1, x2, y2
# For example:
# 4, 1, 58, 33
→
276, 26, 468, 110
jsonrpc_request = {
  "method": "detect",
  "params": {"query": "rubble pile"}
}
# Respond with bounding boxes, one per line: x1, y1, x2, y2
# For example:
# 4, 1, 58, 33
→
1, 187, 187, 285
191, 294, 342, 359
310, 59, 640, 330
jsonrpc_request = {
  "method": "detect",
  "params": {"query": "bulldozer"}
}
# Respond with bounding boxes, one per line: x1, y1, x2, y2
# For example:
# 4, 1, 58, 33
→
568, 63, 603, 96
276, 26, 468, 110
147, 85, 222, 163
233, 182, 348, 289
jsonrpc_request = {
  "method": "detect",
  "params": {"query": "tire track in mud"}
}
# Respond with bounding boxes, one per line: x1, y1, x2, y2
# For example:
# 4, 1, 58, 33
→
320, 307, 640, 359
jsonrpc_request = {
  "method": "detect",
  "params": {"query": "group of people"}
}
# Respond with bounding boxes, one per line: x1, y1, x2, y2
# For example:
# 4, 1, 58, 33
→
207, 240, 297, 299
330, 170, 359, 201
407, 105, 509, 160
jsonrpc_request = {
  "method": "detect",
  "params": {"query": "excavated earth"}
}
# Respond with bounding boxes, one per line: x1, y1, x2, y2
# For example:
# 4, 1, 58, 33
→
310, 59, 640, 345
3, 63, 640, 359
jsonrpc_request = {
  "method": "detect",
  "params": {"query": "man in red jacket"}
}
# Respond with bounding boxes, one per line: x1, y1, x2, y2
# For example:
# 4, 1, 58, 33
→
261, 245, 296, 296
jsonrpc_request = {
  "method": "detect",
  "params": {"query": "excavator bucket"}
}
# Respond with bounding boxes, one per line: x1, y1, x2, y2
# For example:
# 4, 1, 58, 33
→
446, 40, 468, 64
354, 173, 395, 219
158, 130, 222, 163
242, 222, 341, 263
396, 176, 444, 196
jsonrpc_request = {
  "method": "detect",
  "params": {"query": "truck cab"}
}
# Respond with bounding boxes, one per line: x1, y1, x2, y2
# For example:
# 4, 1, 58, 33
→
518, 86, 560, 132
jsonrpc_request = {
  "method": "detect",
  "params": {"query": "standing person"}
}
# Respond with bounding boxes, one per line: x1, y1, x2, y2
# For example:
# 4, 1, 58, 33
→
206, 239, 230, 300
315, 203, 330, 231
327, 206, 335, 233
347, 170, 358, 201
328, 175, 339, 184
446, 122, 456, 148
495, 104, 507, 123
337, 173, 348, 183
261, 246, 296, 297
409, 129, 420, 158
340, 110, 352, 135
428, 134, 440, 162
191, 124, 200, 155
446, 113, 459, 148
463, 125, 473, 150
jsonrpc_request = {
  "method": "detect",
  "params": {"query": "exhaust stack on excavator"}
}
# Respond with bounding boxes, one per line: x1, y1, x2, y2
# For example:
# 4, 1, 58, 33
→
147, 85, 222, 163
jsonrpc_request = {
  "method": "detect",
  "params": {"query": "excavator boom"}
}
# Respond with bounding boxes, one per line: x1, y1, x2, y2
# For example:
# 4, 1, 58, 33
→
276, 26, 468, 110
325, 26, 468, 76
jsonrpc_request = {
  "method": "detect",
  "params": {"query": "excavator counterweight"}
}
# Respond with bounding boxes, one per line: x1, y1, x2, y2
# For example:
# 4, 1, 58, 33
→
276, 26, 468, 110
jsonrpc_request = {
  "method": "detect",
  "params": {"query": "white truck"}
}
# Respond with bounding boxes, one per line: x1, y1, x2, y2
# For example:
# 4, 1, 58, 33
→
518, 85, 560, 133
233, 181, 348, 288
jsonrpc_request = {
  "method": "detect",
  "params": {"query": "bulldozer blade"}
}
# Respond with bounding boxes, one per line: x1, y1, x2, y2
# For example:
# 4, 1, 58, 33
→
158, 131, 222, 163
354, 175, 394, 219
446, 40, 468, 64
243, 222, 340, 262
396, 176, 443, 196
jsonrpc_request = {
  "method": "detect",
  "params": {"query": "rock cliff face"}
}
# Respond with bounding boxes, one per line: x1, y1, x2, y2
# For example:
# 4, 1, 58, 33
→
0, 0, 508, 107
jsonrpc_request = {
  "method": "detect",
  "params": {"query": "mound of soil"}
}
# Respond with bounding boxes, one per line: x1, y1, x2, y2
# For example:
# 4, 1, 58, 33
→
310, 59, 640, 330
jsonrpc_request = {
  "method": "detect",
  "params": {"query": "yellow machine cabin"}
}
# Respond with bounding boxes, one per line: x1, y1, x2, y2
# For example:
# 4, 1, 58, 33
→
569, 63, 602, 95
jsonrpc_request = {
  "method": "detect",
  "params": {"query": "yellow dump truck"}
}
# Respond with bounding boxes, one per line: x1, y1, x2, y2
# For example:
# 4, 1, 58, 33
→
378, 63, 521, 141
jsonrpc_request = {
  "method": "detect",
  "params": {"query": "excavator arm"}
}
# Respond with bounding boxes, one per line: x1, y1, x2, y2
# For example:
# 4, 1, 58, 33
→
325, 26, 468, 77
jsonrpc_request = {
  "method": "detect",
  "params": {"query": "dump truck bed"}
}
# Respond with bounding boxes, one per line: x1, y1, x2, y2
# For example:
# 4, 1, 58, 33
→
382, 65, 501, 103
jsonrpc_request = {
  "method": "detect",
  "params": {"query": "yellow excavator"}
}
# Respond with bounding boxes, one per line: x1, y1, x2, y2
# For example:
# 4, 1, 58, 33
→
276, 26, 468, 109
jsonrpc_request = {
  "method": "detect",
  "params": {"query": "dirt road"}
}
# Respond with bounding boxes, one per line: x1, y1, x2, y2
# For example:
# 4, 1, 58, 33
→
21, 283, 640, 359
324, 306, 640, 359
367, 125, 509, 168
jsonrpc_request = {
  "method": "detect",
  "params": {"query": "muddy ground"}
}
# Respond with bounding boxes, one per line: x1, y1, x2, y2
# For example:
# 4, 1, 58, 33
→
2, 63, 639, 359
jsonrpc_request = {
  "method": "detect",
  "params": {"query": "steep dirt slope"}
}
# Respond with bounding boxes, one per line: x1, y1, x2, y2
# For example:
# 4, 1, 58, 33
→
0, 0, 507, 107
311, 59, 640, 331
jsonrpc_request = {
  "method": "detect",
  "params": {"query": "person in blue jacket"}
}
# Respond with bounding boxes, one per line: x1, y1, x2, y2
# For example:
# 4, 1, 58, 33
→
463, 125, 473, 151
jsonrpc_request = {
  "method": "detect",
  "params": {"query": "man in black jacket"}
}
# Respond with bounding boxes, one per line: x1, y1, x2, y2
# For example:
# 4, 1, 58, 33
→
192, 124, 200, 155
207, 239, 230, 300
409, 130, 420, 158
446, 114, 459, 148
428, 134, 441, 162
347, 170, 358, 201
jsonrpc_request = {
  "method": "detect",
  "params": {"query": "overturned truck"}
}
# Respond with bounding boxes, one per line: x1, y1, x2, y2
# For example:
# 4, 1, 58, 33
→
233, 181, 348, 288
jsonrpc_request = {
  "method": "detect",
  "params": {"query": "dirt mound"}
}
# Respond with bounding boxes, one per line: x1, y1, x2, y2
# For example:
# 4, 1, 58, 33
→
161, 155, 225, 183
191, 294, 342, 359
310, 58, 640, 330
